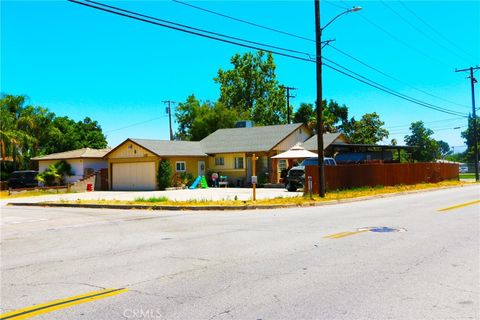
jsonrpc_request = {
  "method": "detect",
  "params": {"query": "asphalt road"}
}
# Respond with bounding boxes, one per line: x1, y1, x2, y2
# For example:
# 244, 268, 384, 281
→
1, 185, 479, 320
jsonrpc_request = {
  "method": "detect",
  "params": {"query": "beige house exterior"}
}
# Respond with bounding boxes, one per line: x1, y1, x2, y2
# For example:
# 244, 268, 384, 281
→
31, 148, 110, 184
104, 138, 207, 191
201, 123, 313, 185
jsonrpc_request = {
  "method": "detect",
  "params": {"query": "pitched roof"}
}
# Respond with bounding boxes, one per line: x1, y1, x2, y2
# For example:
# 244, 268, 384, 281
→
129, 139, 207, 157
200, 123, 305, 154
31, 148, 112, 161
301, 132, 347, 151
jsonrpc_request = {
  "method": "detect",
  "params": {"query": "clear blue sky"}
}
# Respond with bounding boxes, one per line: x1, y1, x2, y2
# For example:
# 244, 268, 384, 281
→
2, 0, 479, 152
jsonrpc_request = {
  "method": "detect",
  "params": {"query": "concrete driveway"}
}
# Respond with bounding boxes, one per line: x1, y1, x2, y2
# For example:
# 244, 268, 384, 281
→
1, 187, 303, 206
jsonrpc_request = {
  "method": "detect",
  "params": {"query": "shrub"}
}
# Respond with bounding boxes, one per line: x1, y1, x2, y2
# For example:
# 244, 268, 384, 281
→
157, 160, 172, 190
36, 160, 74, 186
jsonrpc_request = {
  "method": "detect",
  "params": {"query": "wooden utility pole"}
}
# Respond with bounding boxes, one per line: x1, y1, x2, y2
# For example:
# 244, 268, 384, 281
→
162, 100, 175, 141
281, 86, 296, 124
456, 66, 479, 182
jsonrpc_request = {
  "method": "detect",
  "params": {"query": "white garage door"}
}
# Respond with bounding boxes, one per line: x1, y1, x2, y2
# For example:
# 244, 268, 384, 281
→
112, 162, 156, 191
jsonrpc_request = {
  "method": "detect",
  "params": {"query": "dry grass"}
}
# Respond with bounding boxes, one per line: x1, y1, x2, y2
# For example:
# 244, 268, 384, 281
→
0, 189, 70, 199
53, 180, 469, 207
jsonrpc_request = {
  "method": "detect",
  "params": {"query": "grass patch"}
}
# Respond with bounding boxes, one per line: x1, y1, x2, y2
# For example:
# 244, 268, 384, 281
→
459, 173, 476, 179
0, 189, 70, 199
134, 196, 169, 203
40, 180, 471, 208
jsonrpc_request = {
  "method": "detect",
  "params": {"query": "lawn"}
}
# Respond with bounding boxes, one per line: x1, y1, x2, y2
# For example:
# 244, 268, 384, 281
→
53, 180, 470, 207
0, 189, 69, 199
459, 173, 476, 179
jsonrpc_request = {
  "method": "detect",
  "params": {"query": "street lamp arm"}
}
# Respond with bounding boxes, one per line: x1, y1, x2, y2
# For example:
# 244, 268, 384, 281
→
321, 7, 362, 31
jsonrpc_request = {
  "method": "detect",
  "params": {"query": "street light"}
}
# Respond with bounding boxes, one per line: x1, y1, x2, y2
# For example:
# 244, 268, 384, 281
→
315, 1, 362, 197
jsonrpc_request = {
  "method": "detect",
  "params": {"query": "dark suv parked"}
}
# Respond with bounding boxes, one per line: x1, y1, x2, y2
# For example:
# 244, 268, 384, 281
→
8, 170, 39, 189
285, 157, 336, 192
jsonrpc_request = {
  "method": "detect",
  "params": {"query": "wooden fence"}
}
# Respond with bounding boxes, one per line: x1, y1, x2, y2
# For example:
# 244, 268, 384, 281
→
305, 162, 459, 193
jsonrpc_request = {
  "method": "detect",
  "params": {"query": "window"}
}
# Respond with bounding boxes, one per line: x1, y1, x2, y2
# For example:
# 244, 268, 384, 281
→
175, 161, 186, 172
234, 157, 244, 169
278, 159, 287, 171
215, 157, 224, 166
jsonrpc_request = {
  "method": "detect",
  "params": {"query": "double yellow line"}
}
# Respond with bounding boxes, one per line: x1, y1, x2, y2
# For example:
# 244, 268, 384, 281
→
438, 200, 480, 212
324, 229, 369, 239
0, 287, 128, 320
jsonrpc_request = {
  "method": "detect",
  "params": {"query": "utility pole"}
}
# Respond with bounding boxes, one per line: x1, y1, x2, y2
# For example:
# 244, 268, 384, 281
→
314, 0, 325, 197
456, 66, 479, 182
281, 85, 296, 124
162, 100, 175, 141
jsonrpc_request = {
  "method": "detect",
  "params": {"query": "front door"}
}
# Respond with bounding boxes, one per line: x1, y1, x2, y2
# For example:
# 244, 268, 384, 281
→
198, 161, 206, 176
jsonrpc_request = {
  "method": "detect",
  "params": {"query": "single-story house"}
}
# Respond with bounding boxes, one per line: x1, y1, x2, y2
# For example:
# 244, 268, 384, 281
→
104, 138, 207, 191
299, 133, 349, 155
200, 123, 313, 185
31, 148, 111, 184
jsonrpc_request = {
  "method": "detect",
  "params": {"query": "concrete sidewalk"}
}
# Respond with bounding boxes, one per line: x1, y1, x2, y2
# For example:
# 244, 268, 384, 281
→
1, 187, 303, 207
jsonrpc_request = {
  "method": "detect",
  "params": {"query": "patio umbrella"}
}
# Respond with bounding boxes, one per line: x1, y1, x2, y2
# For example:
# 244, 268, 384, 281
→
271, 143, 318, 159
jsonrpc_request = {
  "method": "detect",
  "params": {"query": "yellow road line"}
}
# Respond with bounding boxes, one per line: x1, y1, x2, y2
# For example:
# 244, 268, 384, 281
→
324, 230, 369, 239
0, 287, 128, 320
438, 200, 480, 212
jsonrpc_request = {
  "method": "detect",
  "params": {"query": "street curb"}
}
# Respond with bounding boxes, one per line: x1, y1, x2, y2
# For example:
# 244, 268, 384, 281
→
7, 184, 476, 211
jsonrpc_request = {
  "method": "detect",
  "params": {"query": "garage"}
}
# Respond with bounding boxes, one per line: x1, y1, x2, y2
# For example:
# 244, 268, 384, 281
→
112, 162, 156, 191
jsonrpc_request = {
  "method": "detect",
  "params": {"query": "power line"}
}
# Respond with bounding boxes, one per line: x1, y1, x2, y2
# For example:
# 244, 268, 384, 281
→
353, 11, 452, 68
105, 116, 166, 133
389, 125, 466, 135
387, 116, 465, 129
69, 0, 468, 118
171, 0, 470, 110
81, 0, 314, 59
328, 44, 471, 109
322, 57, 468, 117
172, 0, 314, 43
380, 0, 472, 63
398, 1, 478, 63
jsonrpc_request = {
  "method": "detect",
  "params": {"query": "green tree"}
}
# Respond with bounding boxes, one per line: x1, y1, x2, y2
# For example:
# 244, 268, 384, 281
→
293, 100, 349, 133
215, 51, 286, 125
175, 95, 240, 141
1, 93, 108, 174
346, 112, 389, 144
36, 160, 74, 186
293, 103, 315, 127
460, 115, 480, 162
404, 121, 440, 162
157, 160, 172, 190
437, 140, 452, 158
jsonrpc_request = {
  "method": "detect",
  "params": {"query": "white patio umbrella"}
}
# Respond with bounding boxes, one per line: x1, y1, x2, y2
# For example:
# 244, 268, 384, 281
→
271, 143, 318, 159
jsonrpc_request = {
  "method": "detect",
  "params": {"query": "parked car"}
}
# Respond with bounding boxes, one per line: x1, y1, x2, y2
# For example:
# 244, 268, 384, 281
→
7, 170, 39, 189
459, 166, 468, 173
285, 157, 336, 192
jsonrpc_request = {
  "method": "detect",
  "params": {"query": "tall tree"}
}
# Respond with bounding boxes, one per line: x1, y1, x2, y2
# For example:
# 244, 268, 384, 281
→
460, 115, 480, 162
175, 95, 241, 141
215, 51, 286, 126
293, 103, 315, 128
437, 140, 452, 158
346, 112, 389, 144
293, 99, 349, 133
404, 121, 440, 162
1, 93, 107, 172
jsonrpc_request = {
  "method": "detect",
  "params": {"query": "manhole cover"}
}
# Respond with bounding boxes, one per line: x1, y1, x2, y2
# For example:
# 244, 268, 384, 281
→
357, 227, 407, 233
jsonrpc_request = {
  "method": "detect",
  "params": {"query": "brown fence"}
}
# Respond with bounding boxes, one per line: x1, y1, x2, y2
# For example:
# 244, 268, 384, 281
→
305, 162, 459, 193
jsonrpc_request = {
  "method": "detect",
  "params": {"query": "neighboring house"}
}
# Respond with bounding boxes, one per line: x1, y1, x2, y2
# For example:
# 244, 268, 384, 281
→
31, 148, 111, 184
300, 133, 349, 155
201, 123, 313, 185
104, 138, 207, 191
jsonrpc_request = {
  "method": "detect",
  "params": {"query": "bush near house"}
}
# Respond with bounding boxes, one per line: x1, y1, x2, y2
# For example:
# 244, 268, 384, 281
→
172, 172, 195, 188
36, 160, 74, 186
157, 160, 172, 190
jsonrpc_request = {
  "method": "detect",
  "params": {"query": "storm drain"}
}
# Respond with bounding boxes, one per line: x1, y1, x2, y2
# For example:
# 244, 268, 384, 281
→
357, 227, 407, 233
